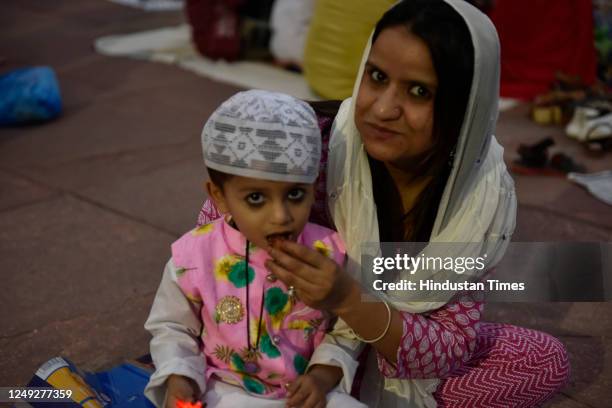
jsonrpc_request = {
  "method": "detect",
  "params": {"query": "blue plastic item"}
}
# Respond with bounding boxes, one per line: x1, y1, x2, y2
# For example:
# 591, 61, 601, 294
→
85, 363, 156, 408
21, 357, 155, 408
0, 66, 63, 125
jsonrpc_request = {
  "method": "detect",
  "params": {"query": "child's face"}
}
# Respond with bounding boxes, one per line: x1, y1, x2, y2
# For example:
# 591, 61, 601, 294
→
207, 175, 315, 250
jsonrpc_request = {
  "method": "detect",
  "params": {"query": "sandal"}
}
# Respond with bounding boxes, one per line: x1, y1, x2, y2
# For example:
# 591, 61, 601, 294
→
511, 137, 588, 177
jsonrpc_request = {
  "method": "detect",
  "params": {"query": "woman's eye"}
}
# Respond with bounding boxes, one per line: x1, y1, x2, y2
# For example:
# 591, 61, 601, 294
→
369, 69, 387, 83
287, 189, 305, 201
246, 193, 264, 205
409, 85, 431, 99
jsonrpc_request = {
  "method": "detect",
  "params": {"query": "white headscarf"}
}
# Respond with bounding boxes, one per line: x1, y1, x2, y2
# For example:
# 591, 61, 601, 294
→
326, 0, 517, 406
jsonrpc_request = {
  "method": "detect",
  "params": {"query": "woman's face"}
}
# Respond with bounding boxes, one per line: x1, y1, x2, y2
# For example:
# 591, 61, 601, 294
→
355, 25, 438, 168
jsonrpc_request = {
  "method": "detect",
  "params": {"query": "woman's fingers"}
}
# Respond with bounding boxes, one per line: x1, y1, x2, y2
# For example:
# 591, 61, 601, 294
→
279, 240, 327, 268
268, 244, 334, 286
266, 240, 352, 310
265, 259, 319, 293
267, 246, 313, 280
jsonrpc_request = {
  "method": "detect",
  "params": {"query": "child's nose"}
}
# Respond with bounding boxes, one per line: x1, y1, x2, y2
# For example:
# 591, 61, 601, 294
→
271, 202, 293, 225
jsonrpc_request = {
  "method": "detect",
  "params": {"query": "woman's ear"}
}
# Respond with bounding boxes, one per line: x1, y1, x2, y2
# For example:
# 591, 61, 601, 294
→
205, 181, 230, 214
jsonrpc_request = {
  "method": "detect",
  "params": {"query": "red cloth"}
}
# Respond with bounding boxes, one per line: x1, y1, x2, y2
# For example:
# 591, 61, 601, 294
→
185, 0, 244, 61
489, 0, 597, 100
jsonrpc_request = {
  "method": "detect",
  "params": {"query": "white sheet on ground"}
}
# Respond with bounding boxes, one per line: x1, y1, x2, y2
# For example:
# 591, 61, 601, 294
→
94, 24, 519, 108
94, 25, 320, 100
106, 0, 183, 11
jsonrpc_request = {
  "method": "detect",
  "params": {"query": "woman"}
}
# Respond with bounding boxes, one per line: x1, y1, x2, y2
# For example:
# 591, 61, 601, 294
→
198, 0, 570, 406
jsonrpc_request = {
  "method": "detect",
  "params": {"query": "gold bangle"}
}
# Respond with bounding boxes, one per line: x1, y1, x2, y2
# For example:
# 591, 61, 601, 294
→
353, 300, 392, 344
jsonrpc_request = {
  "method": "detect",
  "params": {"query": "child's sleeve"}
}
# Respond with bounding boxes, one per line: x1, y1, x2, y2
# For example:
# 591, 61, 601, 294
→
307, 228, 363, 393
144, 258, 206, 408
307, 318, 365, 394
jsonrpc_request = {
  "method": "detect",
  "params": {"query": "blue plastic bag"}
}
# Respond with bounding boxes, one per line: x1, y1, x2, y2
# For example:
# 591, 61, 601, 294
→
0, 66, 62, 125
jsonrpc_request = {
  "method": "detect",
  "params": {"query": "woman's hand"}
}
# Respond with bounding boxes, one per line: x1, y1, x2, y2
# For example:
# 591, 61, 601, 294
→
266, 240, 403, 363
165, 374, 200, 408
265, 240, 359, 313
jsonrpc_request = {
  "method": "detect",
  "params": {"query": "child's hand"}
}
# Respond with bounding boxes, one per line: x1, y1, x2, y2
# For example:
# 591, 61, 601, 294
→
286, 374, 327, 408
165, 374, 201, 408
286, 365, 342, 408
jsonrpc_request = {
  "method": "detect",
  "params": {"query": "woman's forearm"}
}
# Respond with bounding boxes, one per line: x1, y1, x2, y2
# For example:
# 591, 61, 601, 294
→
333, 282, 483, 378
332, 280, 403, 363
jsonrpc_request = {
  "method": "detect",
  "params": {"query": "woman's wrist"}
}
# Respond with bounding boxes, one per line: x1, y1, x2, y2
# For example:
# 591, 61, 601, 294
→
331, 278, 363, 317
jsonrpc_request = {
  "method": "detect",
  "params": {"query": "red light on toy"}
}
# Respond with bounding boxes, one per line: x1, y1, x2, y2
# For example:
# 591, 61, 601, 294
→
176, 400, 203, 408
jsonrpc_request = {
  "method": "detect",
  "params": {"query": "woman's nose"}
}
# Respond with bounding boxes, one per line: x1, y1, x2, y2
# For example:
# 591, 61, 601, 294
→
372, 86, 401, 120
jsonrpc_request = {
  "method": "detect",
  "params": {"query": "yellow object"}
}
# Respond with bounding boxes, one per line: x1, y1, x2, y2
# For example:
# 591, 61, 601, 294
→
192, 223, 214, 236
531, 105, 563, 125
304, 0, 396, 99
312, 239, 332, 258
36, 357, 103, 408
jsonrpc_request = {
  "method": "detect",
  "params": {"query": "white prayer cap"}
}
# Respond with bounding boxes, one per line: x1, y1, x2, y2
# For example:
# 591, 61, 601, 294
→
202, 90, 321, 184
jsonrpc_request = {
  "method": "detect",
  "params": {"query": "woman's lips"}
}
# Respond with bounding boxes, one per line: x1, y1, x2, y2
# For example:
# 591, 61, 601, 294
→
365, 122, 401, 140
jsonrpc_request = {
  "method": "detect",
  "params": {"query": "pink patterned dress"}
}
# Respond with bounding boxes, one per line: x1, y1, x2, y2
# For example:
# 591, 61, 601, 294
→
172, 217, 345, 398
198, 114, 571, 407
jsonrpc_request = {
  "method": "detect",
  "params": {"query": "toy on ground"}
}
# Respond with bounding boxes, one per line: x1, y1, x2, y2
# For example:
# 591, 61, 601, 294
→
176, 400, 204, 408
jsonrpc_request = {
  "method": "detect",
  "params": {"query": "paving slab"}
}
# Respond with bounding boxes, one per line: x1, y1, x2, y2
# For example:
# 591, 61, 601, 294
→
497, 105, 612, 230
559, 335, 612, 408
545, 394, 595, 408
0, 292, 154, 387
6, 141, 198, 194
483, 303, 612, 338
0, 80, 216, 169
497, 105, 611, 174
0, 2, 184, 72
1, 0, 610, 405
78, 157, 209, 235
514, 205, 612, 241
0, 170, 56, 212
514, 174, 612, 231
0, 194, 173, 339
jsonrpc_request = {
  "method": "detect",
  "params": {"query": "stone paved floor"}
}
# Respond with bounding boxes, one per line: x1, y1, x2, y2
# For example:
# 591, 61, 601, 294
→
1, 1, 610, 407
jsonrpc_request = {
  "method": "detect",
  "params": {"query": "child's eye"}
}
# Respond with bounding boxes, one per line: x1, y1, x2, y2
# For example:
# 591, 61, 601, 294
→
287, 188, 305, 201
409, 84, 431, 99
245, 192, 264, 205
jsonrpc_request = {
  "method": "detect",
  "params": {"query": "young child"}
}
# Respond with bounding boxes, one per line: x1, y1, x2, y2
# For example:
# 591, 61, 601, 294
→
144, 90, 365, 408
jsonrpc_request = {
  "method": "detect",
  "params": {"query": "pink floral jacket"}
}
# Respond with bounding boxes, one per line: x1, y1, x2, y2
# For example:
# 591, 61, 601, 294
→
171, 217, 346, 398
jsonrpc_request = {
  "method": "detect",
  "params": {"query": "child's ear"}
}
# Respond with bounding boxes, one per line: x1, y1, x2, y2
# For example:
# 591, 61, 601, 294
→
205, 180, 230, 214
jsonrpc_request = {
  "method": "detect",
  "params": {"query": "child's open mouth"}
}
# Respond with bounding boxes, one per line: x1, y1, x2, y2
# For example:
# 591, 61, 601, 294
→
266, 232, 293, 248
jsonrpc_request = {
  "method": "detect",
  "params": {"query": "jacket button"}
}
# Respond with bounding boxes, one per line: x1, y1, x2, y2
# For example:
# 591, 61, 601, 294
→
272, 335, 281, 344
